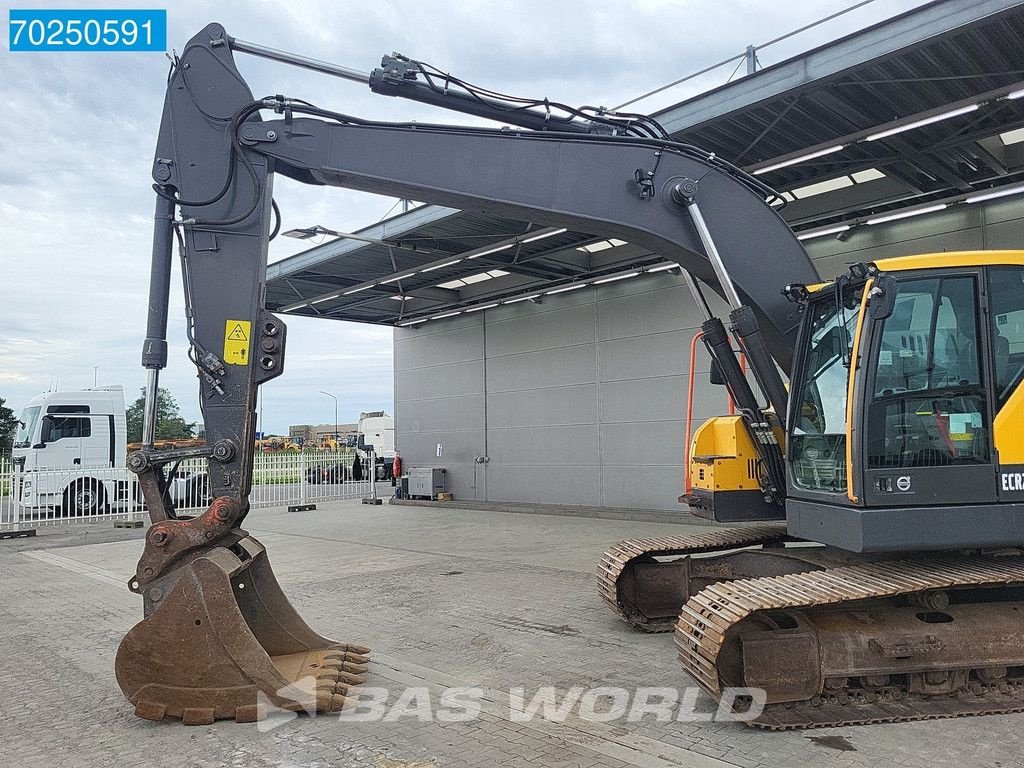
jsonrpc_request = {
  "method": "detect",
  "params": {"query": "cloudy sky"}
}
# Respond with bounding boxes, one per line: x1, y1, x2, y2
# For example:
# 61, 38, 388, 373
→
0, 0, 929, 432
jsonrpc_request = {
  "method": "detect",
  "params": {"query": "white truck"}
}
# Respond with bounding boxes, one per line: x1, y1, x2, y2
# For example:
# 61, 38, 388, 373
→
10, 386, 133, 515
355, 411, 395, 480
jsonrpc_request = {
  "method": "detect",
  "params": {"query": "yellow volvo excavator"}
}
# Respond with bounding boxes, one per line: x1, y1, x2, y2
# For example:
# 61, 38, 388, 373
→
116, 23, 1024, 729
600, 252, 1024, 727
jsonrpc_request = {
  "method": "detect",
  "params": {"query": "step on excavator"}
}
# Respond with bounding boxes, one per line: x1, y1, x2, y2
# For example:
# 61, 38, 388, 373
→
118, 23, 1024, 728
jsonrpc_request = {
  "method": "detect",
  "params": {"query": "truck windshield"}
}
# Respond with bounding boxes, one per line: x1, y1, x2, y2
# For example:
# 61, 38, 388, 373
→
789, 292, 859, 493
14, 406, 41, 448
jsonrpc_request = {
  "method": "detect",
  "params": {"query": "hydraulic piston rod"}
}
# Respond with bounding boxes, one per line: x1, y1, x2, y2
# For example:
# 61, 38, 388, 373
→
230, 37, 371, 84
140, 193, 176, 447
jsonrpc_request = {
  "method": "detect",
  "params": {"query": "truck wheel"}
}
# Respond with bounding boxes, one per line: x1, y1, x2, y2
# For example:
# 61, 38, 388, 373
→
65, 480, 107, 516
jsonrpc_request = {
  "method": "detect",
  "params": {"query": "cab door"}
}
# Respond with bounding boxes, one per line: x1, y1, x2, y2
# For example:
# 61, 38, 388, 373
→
81, 415, 114, 468
988, 265, 1024, 500
859, 271, 997, 506
38, 415, 93, 469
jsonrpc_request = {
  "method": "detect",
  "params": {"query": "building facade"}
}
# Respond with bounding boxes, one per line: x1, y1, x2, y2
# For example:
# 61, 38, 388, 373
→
394, 195, 1024, 509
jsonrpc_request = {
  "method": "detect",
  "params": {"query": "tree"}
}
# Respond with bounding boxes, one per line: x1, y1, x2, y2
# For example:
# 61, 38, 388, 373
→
126, 387, 197, 444
0, 396, 17, 454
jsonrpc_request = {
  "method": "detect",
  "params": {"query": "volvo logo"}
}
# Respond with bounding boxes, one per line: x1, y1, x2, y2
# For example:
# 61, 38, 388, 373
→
896, 476, 912, 492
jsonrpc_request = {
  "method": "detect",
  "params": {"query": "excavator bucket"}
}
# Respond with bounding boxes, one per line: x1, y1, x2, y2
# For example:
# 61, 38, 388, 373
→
115, 534, 369, 725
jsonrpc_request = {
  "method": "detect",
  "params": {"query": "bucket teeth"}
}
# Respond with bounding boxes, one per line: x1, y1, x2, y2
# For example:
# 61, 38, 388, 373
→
324, 649, 371, 665
329, 643, 371, 657
322, 659, 369, 675
316, 679, 355, 693
271, 650, 367, 683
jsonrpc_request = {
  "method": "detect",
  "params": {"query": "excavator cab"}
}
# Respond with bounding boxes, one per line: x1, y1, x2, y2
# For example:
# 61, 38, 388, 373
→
785, 253, 1024, 552
686, 252, 1024, 553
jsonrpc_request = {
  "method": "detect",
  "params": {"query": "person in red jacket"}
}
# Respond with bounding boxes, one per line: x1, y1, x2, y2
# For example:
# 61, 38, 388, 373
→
391, 451, 402, 488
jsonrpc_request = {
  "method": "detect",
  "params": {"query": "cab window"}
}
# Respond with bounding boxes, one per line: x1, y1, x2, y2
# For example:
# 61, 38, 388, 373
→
866, 276, 988, 468
40, 416, 92, 442
988, 266, 1024, 406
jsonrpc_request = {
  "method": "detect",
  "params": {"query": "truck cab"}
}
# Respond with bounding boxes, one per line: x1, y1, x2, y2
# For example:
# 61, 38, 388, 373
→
356, 411, 395, 480
10, 386, 130, 514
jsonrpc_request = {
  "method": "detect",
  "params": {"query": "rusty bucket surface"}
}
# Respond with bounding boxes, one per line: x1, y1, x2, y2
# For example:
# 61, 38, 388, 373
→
115, 535, 369, 725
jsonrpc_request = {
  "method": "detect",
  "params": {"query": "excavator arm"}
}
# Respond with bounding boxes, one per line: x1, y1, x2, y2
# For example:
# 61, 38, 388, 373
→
116, 22, 816, 724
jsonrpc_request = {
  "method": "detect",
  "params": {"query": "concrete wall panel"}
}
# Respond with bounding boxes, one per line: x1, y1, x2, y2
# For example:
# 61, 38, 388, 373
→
488, 384, 597, 428
487, 344, 597, 392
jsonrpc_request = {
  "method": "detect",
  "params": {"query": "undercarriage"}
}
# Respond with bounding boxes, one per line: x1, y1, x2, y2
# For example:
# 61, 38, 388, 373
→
598, 529, 1024, 728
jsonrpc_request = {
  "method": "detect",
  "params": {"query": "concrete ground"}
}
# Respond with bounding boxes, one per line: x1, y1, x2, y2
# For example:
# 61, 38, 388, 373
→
0, 500, 1019, 768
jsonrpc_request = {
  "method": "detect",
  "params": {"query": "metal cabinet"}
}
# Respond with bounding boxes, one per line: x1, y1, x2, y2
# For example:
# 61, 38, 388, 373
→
407, 468, 446, 499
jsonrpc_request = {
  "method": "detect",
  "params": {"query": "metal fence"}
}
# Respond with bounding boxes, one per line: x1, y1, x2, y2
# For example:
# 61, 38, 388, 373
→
0, 450, 382, 532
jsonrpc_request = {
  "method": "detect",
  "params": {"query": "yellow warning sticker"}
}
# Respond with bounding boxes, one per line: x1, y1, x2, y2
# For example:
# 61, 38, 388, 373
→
223, 319, 251, 366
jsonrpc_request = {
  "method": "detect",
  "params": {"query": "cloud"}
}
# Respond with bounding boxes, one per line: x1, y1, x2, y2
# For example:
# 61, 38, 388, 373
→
0, 0, 929, 431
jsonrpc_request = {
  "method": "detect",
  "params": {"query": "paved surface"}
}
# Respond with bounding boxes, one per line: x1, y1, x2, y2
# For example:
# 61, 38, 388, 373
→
1, 501, 1020, 768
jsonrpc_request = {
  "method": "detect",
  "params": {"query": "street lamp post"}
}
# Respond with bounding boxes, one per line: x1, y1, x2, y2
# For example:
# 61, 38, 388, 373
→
319, 390, 338, 445
93, 366, 99, 387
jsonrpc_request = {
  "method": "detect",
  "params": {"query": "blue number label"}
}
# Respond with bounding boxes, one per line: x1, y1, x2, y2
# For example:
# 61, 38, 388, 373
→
9, 9, 166, 52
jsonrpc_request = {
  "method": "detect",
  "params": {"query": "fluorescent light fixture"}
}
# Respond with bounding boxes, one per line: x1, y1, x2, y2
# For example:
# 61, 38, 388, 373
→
466, 243, 515, 259
465, 303, 499, 313
867, 203, 946, 226
521, 228, 567, 243
439, 270, 511, 290
797, 225, 851, 241
594, 272, 639, 284
503, 294, 541, 304
647, 262, 680, 273
310, 294, 340, 305
790, 176, 853, 200
1006, 88, 1024, 100
965, 183, 1024, 204
431, 310, 462, 320
851, 168, 885, 184
342, 285, 373, 295
865, 105, 978, 142
999, 127, 1024, 146
576, 238, 628, 253
398, 318, 427, 326
545, 283, 588, 295
380, 274, 414, 284
753, 145, 845, 175
420, 259, 462, 273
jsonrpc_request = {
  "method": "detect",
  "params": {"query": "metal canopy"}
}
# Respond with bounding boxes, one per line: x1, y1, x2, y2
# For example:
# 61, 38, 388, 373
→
266, 0, 1024, 326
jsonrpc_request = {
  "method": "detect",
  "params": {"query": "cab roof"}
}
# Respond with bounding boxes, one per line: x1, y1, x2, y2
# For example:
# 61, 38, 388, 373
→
805, 251, 1024, 295
874, 250, 1024, 272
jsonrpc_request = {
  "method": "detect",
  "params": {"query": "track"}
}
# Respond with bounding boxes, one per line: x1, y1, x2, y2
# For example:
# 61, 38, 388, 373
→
596, 524, 790, 632
675, 553, 1024, 729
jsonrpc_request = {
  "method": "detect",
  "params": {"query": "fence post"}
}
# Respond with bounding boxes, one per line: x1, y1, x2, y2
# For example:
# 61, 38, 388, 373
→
368, 449, 374, 497
8, 461, 23, 533
362, 448, 382, 505
299, 450, 307, 504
